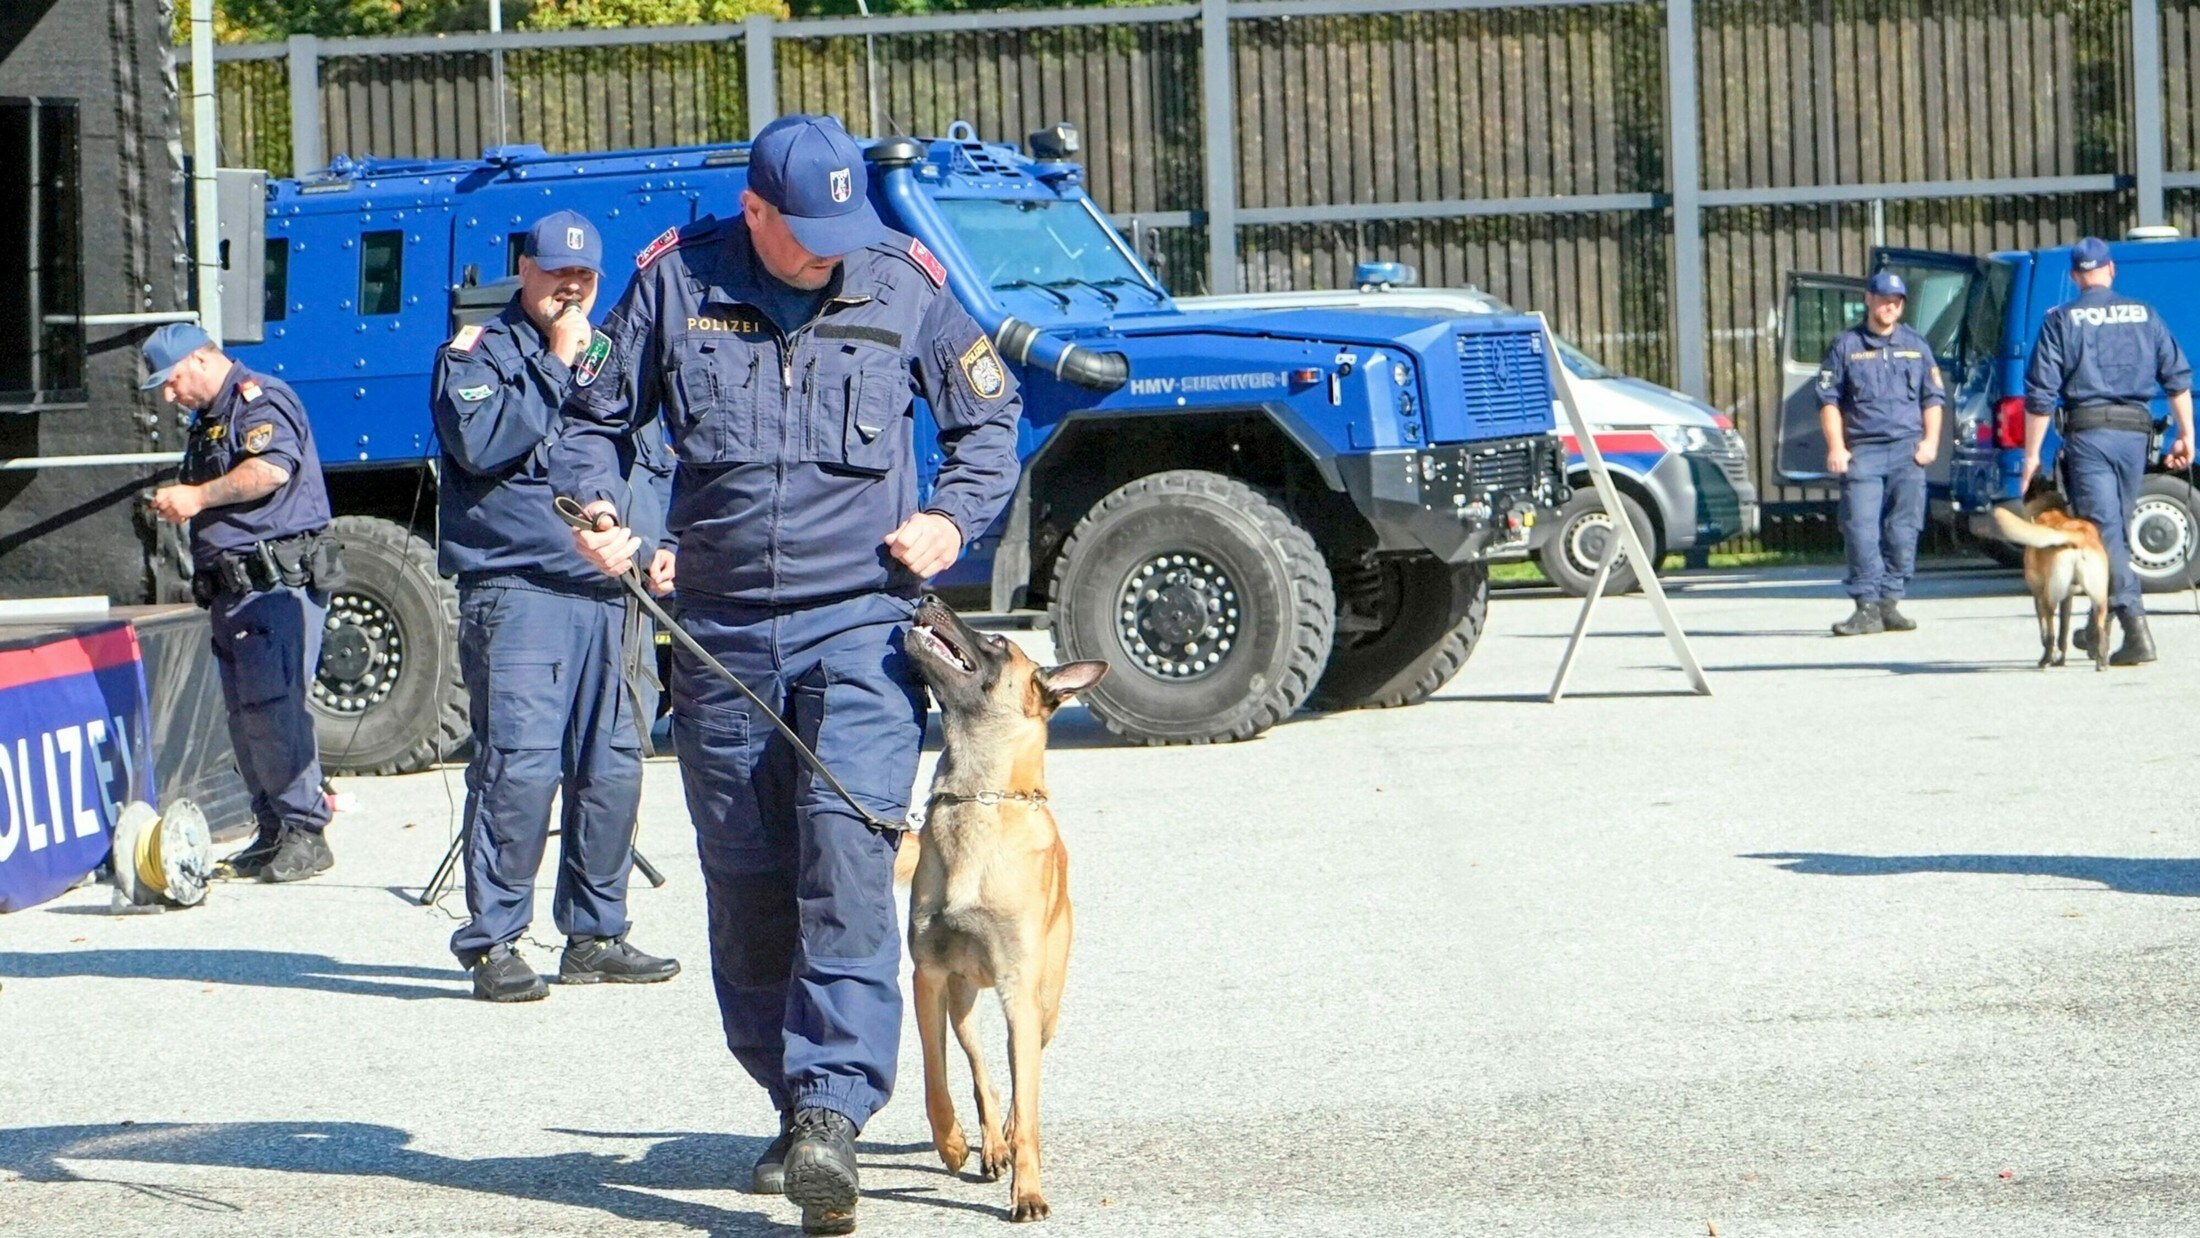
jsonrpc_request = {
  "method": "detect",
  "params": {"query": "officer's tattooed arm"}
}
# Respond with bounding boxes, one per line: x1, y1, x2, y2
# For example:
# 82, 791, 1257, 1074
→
150, 457, 289, 524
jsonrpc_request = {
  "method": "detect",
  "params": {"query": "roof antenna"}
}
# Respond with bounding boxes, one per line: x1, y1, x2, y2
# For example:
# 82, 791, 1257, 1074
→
853, 0, 906, 136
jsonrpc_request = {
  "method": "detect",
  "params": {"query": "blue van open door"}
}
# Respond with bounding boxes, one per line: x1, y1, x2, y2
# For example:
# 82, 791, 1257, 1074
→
1775, 271, 1866, 482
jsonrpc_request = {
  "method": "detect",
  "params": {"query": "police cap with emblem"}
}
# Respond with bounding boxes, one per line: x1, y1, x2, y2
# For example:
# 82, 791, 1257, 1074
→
1865, 270, 1907, 298
140, 321, 213, 391
747, 114, 889, 258
525, 209, 603, 276
2071, 235, 2113, 272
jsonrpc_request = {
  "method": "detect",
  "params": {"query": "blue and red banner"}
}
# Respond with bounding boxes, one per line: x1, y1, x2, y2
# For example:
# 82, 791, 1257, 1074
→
0, 622, 154, 912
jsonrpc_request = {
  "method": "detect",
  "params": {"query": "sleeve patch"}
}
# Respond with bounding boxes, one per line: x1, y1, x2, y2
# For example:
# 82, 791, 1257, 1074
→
959, 335, 1006, 399
909, 238, 947, 289
237, 379, 264, 402
243, 422, 274, 454
574, 331, 613, 388
635, 226, 681, 270
456, 383, 494, 402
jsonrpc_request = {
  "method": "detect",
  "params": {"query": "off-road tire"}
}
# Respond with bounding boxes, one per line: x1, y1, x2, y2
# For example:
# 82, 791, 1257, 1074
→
311, 515, 466, 775
1049, 470, 1334, 745
2131, 471, 2200, 593
1310, 557, 1488, 711
1537, 488, 1659, 597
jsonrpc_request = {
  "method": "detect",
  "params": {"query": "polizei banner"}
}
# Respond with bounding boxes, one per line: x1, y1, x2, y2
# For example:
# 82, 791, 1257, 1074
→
0, 622, 153, 912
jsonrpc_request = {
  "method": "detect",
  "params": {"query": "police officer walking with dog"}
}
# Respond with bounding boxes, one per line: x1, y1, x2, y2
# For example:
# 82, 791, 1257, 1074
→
2021, 236, 2196, 665
552, 115, 1021, 1235
1818, 270, 1945, 637
144, 322, 342, 883
433, 210, 680, 1003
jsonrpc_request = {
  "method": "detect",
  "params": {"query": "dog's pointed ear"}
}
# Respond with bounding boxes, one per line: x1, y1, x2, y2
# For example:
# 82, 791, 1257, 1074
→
1036, 660, 1108, 707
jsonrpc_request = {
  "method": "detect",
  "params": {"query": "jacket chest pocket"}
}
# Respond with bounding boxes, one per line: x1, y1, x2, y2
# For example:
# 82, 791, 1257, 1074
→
803, 346, 909, 477
669, 337, 766, 465
183, 430, 231, 484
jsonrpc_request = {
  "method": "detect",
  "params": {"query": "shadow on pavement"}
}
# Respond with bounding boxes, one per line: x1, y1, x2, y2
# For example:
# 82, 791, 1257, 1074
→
1746, 852, 2200, 897
1707, 658, 2037, 676
0, 949, 464, 1001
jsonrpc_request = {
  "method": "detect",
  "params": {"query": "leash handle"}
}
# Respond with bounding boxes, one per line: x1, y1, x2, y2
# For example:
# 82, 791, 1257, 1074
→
554, 495, 904, 834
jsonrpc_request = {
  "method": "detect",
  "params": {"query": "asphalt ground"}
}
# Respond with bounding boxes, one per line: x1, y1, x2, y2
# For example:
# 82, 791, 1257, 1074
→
4, 562, 2199, 1236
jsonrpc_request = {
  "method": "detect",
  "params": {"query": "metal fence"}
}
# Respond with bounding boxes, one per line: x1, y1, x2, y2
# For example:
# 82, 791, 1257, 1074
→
196, 0, 2200, 549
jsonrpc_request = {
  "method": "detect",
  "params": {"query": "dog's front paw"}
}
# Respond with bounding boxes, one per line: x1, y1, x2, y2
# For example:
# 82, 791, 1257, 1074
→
980, 1136, 1010, 1182
1010, 1190, 1050, 1222
936, 1127, 969, 1174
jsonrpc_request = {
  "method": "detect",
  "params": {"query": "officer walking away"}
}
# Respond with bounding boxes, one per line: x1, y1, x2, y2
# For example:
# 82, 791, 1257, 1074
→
144, 323, 343, 883
1817, 270, 1945, 636
432, 210, 680, 1003
2021, 236, 2196, 666
552, 115, 1022, 1235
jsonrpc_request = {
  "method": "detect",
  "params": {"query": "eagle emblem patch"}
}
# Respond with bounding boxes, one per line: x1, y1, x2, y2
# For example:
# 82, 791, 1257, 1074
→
575, 331, 613, 388
243, 423, 275, 454
635, 226, 681, 270
959, 336, 1006, 400
829, 167, 853, 203
909, 238, 947, 288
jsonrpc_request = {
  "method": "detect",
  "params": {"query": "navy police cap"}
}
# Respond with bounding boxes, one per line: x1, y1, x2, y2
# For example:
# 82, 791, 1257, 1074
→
2071, 236, 2112, 271
525, 209, 602, 275
747, 114, 888, 258
1865, 270, 1907, 298
141, 321, 212, 391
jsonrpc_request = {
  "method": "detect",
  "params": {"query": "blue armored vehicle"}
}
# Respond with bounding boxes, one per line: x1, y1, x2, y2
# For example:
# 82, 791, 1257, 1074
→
223, 122, 1568, 768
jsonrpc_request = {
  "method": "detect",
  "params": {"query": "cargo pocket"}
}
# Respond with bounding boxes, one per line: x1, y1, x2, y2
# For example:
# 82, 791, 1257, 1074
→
809, 351, 909, 476
485, 657, 564, 751
229, 628, 294, 708
671, 339, 764, 465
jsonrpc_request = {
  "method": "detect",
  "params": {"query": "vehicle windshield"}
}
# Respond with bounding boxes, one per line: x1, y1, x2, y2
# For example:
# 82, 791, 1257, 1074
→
1883, 260, 1973, 358
1473, 291, 1613, 378
1963, 258, 2014, 365
931, 196, 1158, 296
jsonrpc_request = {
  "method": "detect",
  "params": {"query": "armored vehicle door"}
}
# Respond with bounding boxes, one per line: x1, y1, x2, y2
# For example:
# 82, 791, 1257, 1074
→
1776, 272, 1866, 482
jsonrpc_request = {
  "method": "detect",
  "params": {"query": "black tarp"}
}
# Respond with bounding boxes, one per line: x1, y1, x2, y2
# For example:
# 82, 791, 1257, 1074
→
0, 0, 189, 606
132, 604, 251, 840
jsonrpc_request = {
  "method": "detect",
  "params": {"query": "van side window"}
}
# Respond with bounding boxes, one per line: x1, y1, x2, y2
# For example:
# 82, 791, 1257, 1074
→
507, 232, 527, 277
360, 229, 402, 315
265, 238, 289, 322
1788, 287, 1866, 365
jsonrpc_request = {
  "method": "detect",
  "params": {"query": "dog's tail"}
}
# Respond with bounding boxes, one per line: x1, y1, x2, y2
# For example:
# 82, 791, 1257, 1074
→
1991, 505, 2079, 549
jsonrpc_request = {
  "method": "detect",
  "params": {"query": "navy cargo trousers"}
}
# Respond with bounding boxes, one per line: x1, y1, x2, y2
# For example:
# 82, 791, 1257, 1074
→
1839, 438, 1927, 604
671, 592, 923, 1129
211, 583, 332, 843
2060, 427, 2151, 618
450, 578, 644, 964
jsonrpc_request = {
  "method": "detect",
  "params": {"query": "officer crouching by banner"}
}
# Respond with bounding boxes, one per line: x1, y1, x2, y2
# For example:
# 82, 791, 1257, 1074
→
2020, 236, 2197, 665
432, 210, 680, 1003
145, 322, 345, 883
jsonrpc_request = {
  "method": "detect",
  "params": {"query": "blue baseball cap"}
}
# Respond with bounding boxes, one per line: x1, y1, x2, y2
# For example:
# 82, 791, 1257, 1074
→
747, 114, 887, 257
1865, 270, 1907, 298
524, 209, 602, 275
140, 321, 212, 390
2072, 236, 2113, 271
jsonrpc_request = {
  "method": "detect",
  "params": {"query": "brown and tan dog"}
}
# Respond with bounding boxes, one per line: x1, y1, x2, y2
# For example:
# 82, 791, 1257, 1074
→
901, 595, 1105, 1223
1991, 476, 2112, 671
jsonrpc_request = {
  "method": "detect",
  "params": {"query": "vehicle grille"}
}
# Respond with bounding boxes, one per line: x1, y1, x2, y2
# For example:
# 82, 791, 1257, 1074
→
1455, 329, 1554, 435
1469, 440, 1540, 497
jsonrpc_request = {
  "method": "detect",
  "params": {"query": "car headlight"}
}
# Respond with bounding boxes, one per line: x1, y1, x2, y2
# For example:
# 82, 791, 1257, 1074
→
1650, 424, 1716, 453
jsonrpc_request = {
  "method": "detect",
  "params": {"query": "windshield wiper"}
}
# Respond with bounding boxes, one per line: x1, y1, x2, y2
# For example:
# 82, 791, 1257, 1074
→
1042, 278, 1118, 307
1091, 276, 1167, 303
991, 279, 1074, 309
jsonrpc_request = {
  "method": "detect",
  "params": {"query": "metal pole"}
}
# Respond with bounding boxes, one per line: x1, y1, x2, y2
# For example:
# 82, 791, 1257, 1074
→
2134, 0, 2166, 228
190, 0, 223, 345
1664, 0, 1702, 397
490, 0, 509, 149
1871, 197, 1885, 250
1199, 0, 1238, 294
26, 100, 41, 396
745, 15, 778, 138
286, 35, 322, 176
856, 0, 883, 137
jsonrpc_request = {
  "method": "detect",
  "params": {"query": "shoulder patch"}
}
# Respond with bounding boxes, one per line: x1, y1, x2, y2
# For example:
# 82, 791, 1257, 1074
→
238, 379, 263, 402
909, 238, 947, 289
456, 383, 494, 403
574, 331, 613, 388
448, 324, 484, 354
243, 422, 274, 454
636, 226, 682, 270
959, 335, 1006, 400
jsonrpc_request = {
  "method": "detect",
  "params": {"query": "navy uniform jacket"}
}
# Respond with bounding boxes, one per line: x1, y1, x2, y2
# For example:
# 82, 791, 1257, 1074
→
551, 216, 1023, 606
433, 298, 670, 585
180, 362, 331, 569
1815, 322, 1945, 445
2023, 286, 2193, 415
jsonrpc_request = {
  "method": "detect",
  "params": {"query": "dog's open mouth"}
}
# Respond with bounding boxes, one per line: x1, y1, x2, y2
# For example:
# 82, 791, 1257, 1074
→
911, 621, 976, 675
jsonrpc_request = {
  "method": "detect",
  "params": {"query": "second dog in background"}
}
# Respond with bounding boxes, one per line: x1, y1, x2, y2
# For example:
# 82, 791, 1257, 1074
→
1992, 477, 2113, 671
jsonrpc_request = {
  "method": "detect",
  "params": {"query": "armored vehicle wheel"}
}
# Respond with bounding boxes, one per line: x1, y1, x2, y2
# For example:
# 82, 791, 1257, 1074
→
311, 515, 466, 775
1309, 557, 1487, 711
2131, 472, 2200, 593
1537, 488, 1658, 597
1049, 470, 1334, 745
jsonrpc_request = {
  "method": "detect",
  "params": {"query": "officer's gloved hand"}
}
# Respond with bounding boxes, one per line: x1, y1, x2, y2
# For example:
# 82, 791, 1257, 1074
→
572, 500, 642, 578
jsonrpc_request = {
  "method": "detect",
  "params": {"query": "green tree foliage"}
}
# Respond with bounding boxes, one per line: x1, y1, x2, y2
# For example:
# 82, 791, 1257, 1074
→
194, 0, 1171, 41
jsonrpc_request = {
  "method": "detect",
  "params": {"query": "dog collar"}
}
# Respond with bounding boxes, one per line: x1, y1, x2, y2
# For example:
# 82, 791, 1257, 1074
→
927, 790, 1049, 808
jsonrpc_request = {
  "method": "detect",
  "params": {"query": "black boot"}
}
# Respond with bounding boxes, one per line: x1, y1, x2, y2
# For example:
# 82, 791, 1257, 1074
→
1877, 599, 1917, 632
259, 827, 333, 883
748, 1110, 794, 1195
471, 943, 548, 1003
783, 1107, 860, 1235
215, 833, 281, 880
559, 934, 681, 984
1831, 602, 1884, 637
2111, 611, 2158, 666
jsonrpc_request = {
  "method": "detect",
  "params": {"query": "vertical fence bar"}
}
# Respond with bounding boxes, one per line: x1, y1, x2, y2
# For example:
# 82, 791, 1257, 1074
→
745, 15, 777, 138
1664, 0, 1703, 397
2134, 0, 2165, 227
1202, 0, 1238, 293
287, 34, 323, 176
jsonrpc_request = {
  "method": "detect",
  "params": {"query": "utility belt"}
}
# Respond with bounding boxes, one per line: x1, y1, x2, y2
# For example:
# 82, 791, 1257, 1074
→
191, 530, 348, 608
2062, 403, 2156, 435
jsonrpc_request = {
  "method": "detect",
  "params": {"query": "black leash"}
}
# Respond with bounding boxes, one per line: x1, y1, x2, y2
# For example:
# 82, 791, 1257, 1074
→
555, 496, 903, 835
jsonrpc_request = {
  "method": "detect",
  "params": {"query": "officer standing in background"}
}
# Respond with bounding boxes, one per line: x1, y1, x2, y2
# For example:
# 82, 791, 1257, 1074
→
432, 210, 680, 1003
2022, 236, 2196, 666
553, 115, 1021, 1235
145, 322, 342, 884
1817, 270, 1945, 637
